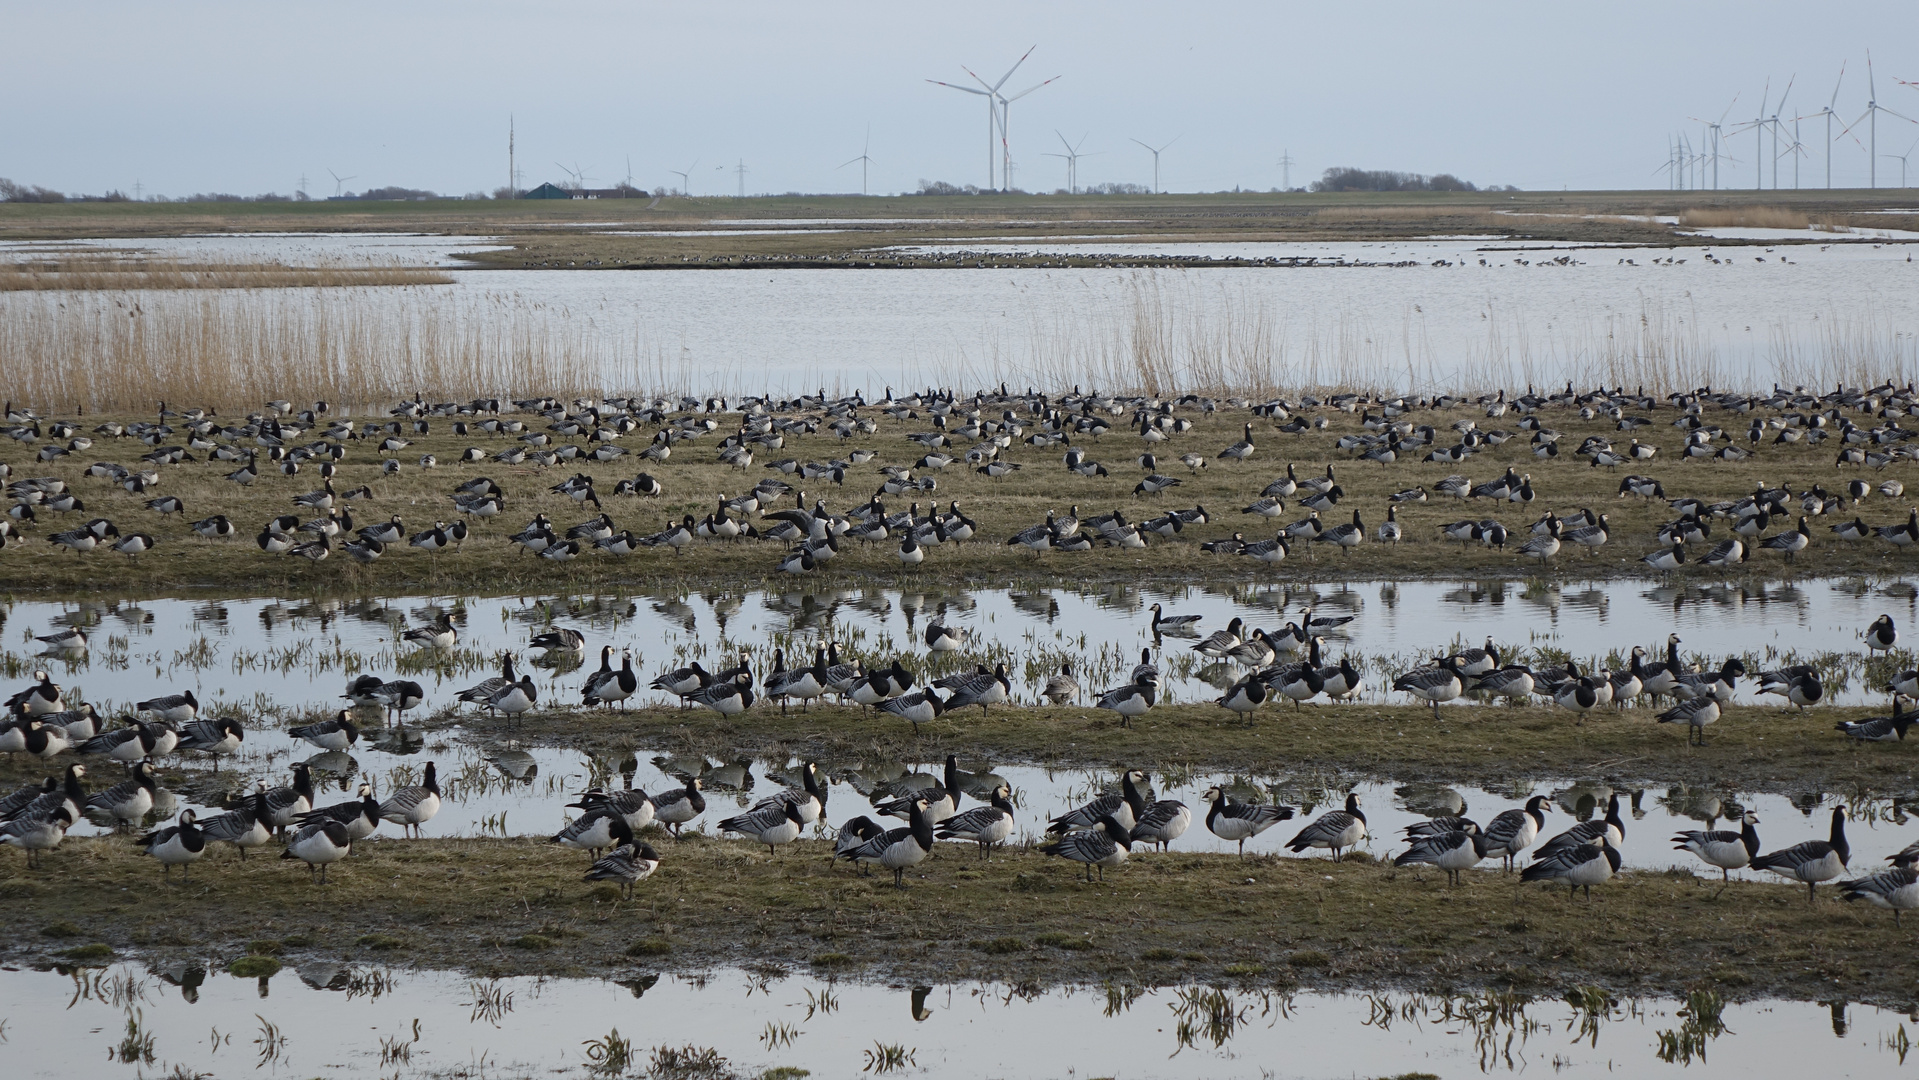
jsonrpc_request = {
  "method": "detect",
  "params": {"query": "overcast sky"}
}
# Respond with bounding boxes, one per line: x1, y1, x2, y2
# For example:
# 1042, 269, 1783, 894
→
8, 2, 1919, 199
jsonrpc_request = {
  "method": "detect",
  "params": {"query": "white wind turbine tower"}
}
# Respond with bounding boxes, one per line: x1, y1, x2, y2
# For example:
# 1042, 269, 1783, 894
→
1686, 93, 1738, 189
839, 126, 876, 195
1842, 51, 1917, 189
1042, 130, 1095, 194
1131, 136, 1179, 195
327, 169, 355, 198
1764, 75, 1795, 189
1805, 62, 1847, 189
1885, 134, 1919, 189
929, 47, 1033, 191
669, 159, 699, 197
970, 66, 1061, 192
1731, 79, 1770, 191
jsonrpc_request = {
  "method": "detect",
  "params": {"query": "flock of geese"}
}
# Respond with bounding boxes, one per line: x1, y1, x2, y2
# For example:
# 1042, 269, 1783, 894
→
6, 707, 1916, 920
7, 380, 1919, 577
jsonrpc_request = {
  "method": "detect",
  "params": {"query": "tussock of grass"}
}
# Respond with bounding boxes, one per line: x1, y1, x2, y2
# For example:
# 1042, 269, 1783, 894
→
1677, 207, 1811, 230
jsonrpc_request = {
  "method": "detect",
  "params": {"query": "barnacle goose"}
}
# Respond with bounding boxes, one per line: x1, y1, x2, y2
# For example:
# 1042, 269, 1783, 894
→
1840, 867, 1919, 924
936, 784, 1016, 858
718, 798, 807, 855
924, 622, 969, 652
85, 760, 158, 826
840, 798, 936, 888
1040, 815, 1131, 881
1287, 792, 1367, 860
1476, 796, 1550, 870
201, 783, 276, 858
1129, 796, 1192, 852
3, 764, 87, 826
138, 809, 206, 879
1393, 656, 1465, 718
369, 679, 424, 724
835, 815, 888, 863
875, 755, 963, 824
1094, 673, 1158, 725
1041, 664, 1080, 705
379, 761, 442, 837
282, 819, 354, 883
571, 783, 657, 833
1867, 614, 1898, 654
1395, 829, 1493, 885
750, 761, 829, 825
944, 662, 1012, 713
403, 613, 458, 649
78, 719, 161, 764
1536, 793, 1625, 858
1216, 676, 1267, 720
551, 805, 630, 860
262, 763, 316, 831
1192, 617, 1247, 659
1836, 698, 1914, 741
34, 627, 90, 654
584, 838, 663, 898
1148, 603, 1203, 636
651, 776, 706, 837
1050, 769, 1149, 835
1520, 837, 1621, 899
1202, 786, 1295, 856
582, 647, 640, 709
1759, 515, 1813, 561
1673, 810, 1760, 882
12, 718, 70, 761
177, 715, 245, 768
9, 670, 64, 715
878, 688, 945, 729
1650, 698, 1727, 748
296, 781, 383, 843
489, 674, 540, 721
1, 805, 73, 866
137, 690, 199, 725
288, 711, 359, 752
1750, 807, 1850, 902
457, 654, 520, 714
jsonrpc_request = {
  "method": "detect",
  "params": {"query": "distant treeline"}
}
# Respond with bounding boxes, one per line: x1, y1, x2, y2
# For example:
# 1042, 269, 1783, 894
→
914, 180, 1160, 196
1311, 167, 1518, 193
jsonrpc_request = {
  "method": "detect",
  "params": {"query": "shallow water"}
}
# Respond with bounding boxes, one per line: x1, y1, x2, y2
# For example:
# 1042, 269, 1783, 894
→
3, 231, 1916, 393
5, 961, 1915, 1079
7, 576, 1913, 720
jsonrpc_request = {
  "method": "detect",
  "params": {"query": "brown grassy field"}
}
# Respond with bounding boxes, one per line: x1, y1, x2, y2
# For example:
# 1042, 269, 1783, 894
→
4, 398, 1919, 593
2, 190, 1915, 270
0, 254, 451, 292
3, 828, 1912, 1005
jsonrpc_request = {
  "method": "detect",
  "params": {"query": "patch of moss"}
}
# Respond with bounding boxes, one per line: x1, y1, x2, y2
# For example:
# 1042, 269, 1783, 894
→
627, 939, 673, 956
510, 934, 556, 950
228, 956, 282, 978
279, 934, 312, 947
809, 953, 855, 967
1140, 948, 1180, 962
355, 933, 405, 951
245, 939, 285, 956
1288, 950, 1331, 968
41, 921, 83, 939
974, 937, 1026, 955
60, 943, 114, 963
1224, 963, 1266, 977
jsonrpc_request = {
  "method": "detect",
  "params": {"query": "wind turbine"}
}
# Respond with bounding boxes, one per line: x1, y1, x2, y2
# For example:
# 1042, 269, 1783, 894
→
968, 65, 1061, 192
1885, 134, 1919, 189
1804, 62, 1846, 189
1730, 78, 1770, 191
1043, 130, 1095, 194
1764, 75, 1795, 189
928, 47, 1056, 191
839, 126, 875, 195
327, 169, 355, 198
669, 159, 699, 197
1842, 51, 1917, 189
1688, 94, 1738, 189
1131, 136, 1179, 195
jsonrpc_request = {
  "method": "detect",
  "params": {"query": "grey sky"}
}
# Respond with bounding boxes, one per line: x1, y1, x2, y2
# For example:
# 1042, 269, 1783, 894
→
8, 1, 1917, 198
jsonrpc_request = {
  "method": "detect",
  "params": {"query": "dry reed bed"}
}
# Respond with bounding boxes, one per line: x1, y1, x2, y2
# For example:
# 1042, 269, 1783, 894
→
3, 266, 1917, 415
